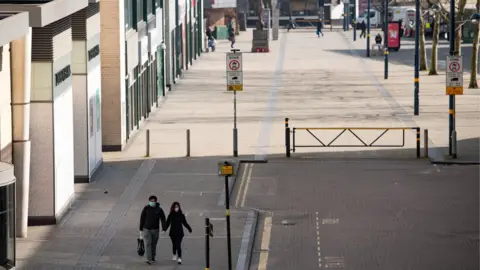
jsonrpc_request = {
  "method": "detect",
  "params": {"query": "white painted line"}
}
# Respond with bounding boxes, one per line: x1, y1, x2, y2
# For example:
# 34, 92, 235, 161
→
316, 212, 322, 268
235, 164, 250, 207
258, 215, 273, 270
240, 164, 254, 208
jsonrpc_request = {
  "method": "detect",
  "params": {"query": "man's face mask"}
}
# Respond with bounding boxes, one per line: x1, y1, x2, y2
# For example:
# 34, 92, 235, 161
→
149, 201, 156, 207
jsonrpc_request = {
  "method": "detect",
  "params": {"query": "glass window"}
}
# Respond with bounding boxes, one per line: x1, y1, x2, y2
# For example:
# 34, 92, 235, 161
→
137, 0, 144, 23
125, 0, 134, 30
0, 183, 15, 268
146, 0, 153, 18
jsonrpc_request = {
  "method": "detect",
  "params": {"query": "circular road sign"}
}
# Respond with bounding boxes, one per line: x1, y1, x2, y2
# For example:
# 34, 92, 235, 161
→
449, 61, 461, 72
229, 60, 240, 71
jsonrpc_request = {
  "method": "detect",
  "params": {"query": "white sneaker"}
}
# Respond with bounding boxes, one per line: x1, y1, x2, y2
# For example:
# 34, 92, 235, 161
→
177, 258, 182, 264
172, 255, 177, 261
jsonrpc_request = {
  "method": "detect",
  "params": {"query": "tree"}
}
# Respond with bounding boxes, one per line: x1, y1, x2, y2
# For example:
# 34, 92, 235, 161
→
454, 0, 467, 54
468, 0, 479, 88
419, 8, 429, 71
429, 12, 441, 75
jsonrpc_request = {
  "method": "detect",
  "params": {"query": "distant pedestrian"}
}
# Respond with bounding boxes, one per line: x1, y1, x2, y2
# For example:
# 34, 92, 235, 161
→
139, 195, 167, 265
359, 21, 367, 38
316, 20, 324, 37
228, 26, 236, 48
164, 202, 192, 265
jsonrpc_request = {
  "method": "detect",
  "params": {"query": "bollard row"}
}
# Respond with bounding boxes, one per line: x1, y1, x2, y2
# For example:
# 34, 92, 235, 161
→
145, 129, 192, 158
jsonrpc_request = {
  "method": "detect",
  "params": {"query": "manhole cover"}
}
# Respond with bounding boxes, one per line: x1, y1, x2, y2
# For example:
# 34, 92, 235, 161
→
281, 219, 296, 226
322, 218, 339, 225
324, 256, 345, 268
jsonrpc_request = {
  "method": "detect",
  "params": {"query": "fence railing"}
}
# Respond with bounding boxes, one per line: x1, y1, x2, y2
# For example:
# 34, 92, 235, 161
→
284, 118, 421, 158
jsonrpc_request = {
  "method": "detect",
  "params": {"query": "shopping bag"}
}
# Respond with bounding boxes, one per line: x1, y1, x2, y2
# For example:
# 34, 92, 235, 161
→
137, 238, 145, 256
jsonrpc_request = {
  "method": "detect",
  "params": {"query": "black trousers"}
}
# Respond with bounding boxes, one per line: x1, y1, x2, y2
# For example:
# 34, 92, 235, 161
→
171, 236, 183, 258
360, 30, 366, 38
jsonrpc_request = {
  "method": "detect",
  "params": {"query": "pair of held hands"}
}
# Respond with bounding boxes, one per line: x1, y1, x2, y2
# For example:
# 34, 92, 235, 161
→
139, 229, 192, 239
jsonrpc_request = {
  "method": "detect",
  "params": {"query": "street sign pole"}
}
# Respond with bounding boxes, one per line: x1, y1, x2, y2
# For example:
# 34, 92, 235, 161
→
233, 90, 238, 157
446, 55, 463, 158
384, 0, 388, 80
218, 161, 234, 270
366, 0, 371, 57
448, 0, 456, 158
226, 49, 242, 157
414, 0, 420, 115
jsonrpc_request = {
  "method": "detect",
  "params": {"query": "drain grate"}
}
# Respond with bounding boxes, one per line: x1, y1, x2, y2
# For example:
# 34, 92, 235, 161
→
324, 256, 345, 268
281, 219, 296, 226
322, 218, 339, 225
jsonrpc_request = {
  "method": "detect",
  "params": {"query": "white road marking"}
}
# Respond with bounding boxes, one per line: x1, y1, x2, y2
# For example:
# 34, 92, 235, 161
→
316, 212, 322, 268
258, 215, 273, 270
235, 164, 250, 207
240, 164, 254, 207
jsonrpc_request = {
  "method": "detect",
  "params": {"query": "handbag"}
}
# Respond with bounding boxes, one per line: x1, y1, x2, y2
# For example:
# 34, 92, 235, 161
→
137, 238, 145, 256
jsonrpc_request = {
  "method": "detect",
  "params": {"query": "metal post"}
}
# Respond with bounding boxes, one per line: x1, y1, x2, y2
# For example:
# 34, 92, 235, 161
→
414, 0, 420, 115
424, 129, 429, 158
353, 20, 357, 41
451, 130, 457, 158
366, 0, 371, 57
346, 4, 349, 30
186, 129, 191, 157
205, 218, 210, 270
285, 118, 290, 157
384, 0, 388, 79
416, 128, 420, 158
146, 129, 150, 157
343, 4, 347, 31
224, 175, 233, 270
233, 90, 238, 157
448, 0, 456, 157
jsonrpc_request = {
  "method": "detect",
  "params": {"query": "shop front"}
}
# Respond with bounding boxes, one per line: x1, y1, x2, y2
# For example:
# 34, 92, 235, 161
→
0, 162, 15, 269
72, 1, 103, 183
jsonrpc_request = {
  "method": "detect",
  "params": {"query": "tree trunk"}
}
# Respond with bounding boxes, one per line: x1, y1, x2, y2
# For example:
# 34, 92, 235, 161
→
468, 0, 479, 88
419, 11, 428, 71
429, 14, 441, 75
454, 0, 467, 54
256, 0, 265, 30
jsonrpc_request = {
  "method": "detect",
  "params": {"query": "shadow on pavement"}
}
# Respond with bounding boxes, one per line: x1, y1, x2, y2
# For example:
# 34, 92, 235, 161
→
16, 141, 479, 269
327, 43, 476, 73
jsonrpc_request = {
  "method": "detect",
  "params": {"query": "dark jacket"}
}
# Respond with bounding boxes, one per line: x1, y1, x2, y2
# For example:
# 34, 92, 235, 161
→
317, 21, 323, 30
139, 203, 167, 231
165, 212, 192, 238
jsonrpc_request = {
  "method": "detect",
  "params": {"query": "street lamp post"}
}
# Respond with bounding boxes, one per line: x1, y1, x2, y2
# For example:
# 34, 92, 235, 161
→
448, 0, 456, 156
413, 0, 420, 115
367, 0, 371, 57
384, 0, 388, 79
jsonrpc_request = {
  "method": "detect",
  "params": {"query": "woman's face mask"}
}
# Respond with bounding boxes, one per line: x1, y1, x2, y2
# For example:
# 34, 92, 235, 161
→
149, 201, 156, 207
174, 207, 180, 212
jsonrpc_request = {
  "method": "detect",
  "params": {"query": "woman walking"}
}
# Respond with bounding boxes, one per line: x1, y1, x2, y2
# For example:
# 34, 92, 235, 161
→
164, 202, 192, 264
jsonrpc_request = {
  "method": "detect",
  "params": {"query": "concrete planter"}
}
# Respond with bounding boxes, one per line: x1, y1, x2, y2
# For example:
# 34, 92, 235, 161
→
251, 29, 270, 52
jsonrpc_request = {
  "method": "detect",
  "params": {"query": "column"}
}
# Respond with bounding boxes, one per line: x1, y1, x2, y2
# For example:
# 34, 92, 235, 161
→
29, 17, 75, 225
72, 3, 103, 183
10, 28, 32, 237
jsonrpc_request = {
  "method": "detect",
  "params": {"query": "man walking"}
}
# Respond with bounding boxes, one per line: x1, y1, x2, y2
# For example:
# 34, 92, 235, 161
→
316, 20, 324, 37
359, 21, 367, 38
139, 195, 167, 265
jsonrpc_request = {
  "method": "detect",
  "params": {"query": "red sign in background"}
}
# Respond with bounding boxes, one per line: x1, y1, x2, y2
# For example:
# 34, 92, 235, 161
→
387, 22, 401, 50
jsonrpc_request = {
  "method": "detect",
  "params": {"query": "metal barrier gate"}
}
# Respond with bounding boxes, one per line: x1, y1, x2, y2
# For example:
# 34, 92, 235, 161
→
284, 118, 421, 158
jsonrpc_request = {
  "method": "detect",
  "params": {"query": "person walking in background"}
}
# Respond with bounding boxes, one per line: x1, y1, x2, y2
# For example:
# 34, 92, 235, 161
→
139, 195, 167, 265
164, 202, 192, 264
359, 21, 367, 38
228, 25, 236, 48
316, 20, 324, 37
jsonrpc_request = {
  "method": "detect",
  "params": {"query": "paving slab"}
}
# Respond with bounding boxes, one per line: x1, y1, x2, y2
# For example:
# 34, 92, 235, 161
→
243, 159, 479, 270
339, 30, 479, 162
16, 158, 254, 270
104, 29, 435, 163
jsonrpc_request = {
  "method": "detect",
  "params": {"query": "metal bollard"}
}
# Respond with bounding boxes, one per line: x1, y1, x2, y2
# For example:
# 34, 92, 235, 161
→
285, 118, 290, 157
424, 129, 429, 158
186, 129, 191, 157
205, 218, 210, 270
146, 129, 150, 157
451, 130, 457, 159
416, 128, 420, 158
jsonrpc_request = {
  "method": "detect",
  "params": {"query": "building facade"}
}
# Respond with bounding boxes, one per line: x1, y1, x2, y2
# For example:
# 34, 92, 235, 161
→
0, 10, 30, 268
72, 1, 103, 183
0, 0, 90, 228
101, 0, 167, 151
